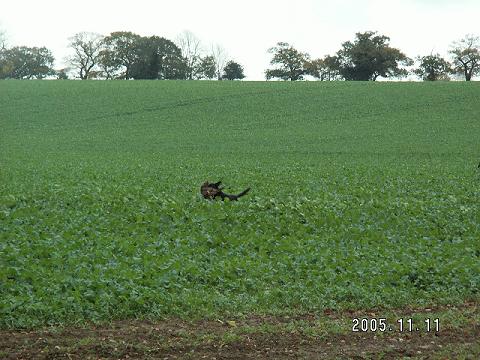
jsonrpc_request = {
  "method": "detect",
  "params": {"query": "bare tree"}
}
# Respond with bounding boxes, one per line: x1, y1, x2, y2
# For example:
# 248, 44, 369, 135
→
211, 44, 228, 80
0, 27, 7, 79
0, 27, 7, 50
449, 34, 480, 81
176, 30, 202, 80
67, 32, 104, 80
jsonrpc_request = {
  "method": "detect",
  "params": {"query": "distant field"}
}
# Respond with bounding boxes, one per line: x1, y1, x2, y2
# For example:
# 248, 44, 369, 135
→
1, 80, 479, 329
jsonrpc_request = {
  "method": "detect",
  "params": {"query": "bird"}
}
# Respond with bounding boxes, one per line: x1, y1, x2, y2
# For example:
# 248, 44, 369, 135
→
200, 181, 250, 201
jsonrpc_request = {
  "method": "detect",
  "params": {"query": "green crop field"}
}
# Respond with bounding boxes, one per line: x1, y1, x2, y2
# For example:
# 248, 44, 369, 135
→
1, 80, 479, 329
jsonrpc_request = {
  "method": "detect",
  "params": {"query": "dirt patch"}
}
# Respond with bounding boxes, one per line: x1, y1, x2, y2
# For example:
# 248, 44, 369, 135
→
1, 302, 478, 359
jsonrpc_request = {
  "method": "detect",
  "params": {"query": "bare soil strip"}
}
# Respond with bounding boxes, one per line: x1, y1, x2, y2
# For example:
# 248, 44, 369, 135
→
1, 302, 478, 359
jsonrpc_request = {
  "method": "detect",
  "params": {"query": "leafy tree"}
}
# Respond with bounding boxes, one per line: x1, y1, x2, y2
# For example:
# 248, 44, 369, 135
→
449, 34, 480, 81
150, 36, 187, 80
0, 46, 55, 79
304, 58, 325, 80
128, 36, 157, 79
265, 42, 310, 81
68, 32, 104, 80
305, 55, 341, 81
335, 31, 411, 81
129, 36, 187, 80
414, 54, 451, 81
195, 55, 216, 79
56, 68, 69, 80
222, 61, 245, 80
322, 55, 342, 80
102, 31, 142, 79
98, 48, 121, 79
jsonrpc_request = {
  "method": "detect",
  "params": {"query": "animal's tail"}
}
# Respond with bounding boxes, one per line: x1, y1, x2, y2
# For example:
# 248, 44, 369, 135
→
226, 187, 250, 201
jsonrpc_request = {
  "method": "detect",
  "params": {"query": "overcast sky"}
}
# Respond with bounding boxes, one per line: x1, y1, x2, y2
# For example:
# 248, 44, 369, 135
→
1, 0, 479, 80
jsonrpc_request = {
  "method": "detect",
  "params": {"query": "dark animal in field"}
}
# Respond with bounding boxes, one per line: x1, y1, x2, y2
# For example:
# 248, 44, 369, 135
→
201, 181, 250, 201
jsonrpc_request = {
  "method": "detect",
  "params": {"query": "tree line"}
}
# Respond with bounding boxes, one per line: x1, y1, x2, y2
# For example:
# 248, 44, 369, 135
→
0, 30, 245, 81
266, 32, 480, 82
0, 30, 479, 81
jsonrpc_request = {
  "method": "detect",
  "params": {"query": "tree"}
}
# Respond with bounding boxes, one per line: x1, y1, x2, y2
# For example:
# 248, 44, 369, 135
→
0, 28, 6, 50
128, 36, 158, 79
68, 32, 104, 80
211, 44, 228, 80
414, 54, 451, 81
0, 46, 55, 79
150, 36, 187, 80
265, 42, 309, 81
0, 43, 7, 77
304, 58, 325, 80
305, 55, 341, 81
98, 48, 121, 79
335, 31, 411, 81
129, 36, 187, 80
176, 31, 202, 80
322, 55, 342, 80
56, 68, 69, 80
195, 55, 216, 79
102, 32, 142, 79
222, 61, 245, 80
449, 34, 480, 81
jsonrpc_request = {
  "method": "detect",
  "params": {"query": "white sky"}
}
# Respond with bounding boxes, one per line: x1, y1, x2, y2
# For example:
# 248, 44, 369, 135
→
1, 0, 479, 80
